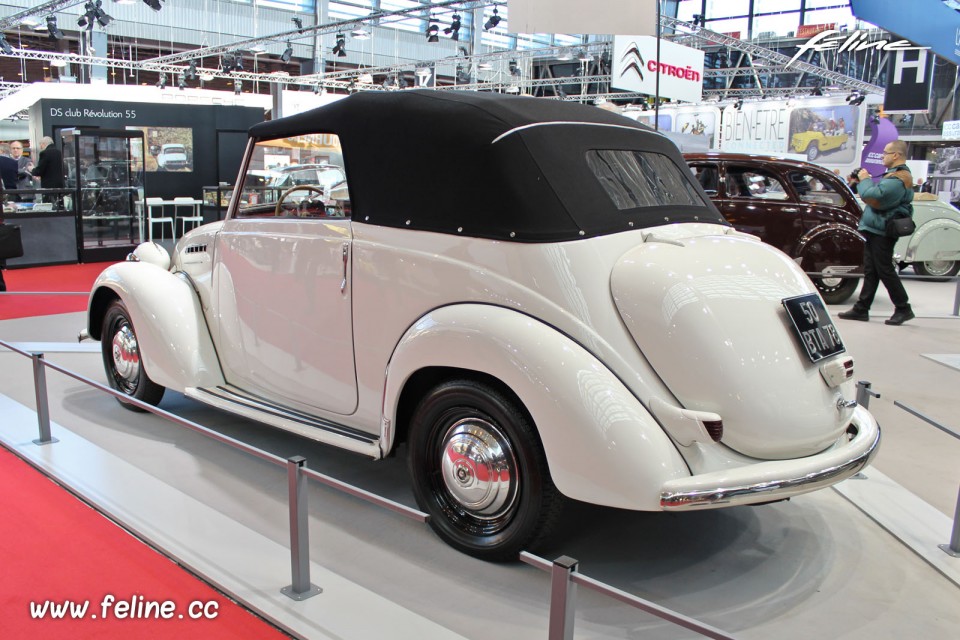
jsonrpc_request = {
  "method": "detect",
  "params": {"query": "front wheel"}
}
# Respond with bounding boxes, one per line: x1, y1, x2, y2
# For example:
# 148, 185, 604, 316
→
814, 275, 859, 304
807, 142, 820, 161
101, 299, 165, 411
408, 379, 562, 561
913, 260, 960, 280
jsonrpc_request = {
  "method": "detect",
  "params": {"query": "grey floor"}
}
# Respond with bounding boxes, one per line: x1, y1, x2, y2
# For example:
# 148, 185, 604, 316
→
1, 275, 959, 639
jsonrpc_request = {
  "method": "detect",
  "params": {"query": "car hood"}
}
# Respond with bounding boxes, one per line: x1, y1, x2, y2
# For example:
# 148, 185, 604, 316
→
610, 228, 854, 459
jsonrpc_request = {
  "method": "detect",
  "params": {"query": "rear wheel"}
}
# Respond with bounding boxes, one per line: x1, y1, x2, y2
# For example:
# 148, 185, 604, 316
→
814, 275, 859, 304
101, 299, 164, 411
408, 379, 562, 561
913, 260, 960, 280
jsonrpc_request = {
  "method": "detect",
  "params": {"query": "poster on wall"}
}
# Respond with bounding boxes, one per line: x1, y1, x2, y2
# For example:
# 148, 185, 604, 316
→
674, 108, 718, 148
126, 126, 194, 172
788, 105, 859, 164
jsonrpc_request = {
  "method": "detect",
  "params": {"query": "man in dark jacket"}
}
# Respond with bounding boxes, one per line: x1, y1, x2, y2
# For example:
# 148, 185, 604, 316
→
30, 136, 65, 189
0, 149, 18, 190
839, 140, 914, 325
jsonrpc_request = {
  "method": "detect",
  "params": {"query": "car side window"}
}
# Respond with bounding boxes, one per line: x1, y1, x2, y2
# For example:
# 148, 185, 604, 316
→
788, 171, 848, 207
726, 166, 788, 201
689, 164, 719, 195
234, 134, 350, 220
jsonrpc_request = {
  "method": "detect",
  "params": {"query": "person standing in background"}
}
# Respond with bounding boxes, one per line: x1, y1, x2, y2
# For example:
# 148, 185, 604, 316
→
0, 144, 18, 190
30, 137, 65, 189
10, 141, 35, 190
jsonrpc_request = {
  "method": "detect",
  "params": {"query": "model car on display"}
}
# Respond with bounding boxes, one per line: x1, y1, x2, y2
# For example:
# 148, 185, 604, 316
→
83, 91, 880, 560
685, 152, 865, 303
156, 144, 190, 171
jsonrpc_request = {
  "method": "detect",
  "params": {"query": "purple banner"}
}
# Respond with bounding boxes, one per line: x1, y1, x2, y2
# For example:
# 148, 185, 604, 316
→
861, 116, 899, 178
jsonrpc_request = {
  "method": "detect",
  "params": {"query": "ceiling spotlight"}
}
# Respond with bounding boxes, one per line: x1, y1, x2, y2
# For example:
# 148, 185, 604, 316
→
281, 41, 294, 63
46, 15, 64, 40
235, 80, 242, 95
846, 91, 866, 106
0, 36, 13, 56
351, 28, 370, 40
508, 59, 520, 76
734, 98, 744, 109
577, 49, 593, 62
313, 84, 321, 94
156, 73, 167, 89
812, 84, 823, 96
444, 14, 461, 41
95, 1, 113, 27
232, 52, 244, 71
184, 59, 198, 81
332, 33, 346, 57
484, 8, 501, 31
178, 74, 185, 90
426, 16, 439, 43
142, 0, 164, 11
292, 17, 303, 31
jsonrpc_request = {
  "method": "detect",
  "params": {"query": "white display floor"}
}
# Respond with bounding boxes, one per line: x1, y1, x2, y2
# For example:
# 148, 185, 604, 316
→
1, 275, 959, 639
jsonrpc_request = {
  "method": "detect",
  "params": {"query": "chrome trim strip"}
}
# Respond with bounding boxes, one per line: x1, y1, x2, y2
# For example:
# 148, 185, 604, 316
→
491, 121, 665, 145
660, 414, 881, 510
195, 386, 376, 444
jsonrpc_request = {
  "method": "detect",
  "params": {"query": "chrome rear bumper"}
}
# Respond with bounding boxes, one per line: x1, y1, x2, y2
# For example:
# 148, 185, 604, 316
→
659, 405, 880, 510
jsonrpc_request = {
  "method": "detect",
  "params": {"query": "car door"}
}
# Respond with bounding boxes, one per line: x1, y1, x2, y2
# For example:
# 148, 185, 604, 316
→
785, 168, 864, 273
213, 174, 357, 416
717, 163, 803, 256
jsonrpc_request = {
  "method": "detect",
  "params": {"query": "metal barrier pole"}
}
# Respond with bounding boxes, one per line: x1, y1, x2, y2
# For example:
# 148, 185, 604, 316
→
856, 380, 880, 409
953, 277, 960, 317
940, 487, 960, 558
548, 556, 578, 640
281, 456, 321, 600
31, 353, 58, 446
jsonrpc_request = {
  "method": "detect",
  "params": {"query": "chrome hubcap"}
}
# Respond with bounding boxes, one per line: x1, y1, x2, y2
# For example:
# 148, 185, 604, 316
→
923, 260, 954, 277
111, 325, 140, 383
439, 418, 517, 519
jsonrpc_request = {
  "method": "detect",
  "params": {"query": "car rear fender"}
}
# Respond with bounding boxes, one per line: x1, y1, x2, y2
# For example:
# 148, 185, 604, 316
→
87, 261, 224, 392
796, 223, 865, 270
902, 218, 960, 263
382, 303, 690, 510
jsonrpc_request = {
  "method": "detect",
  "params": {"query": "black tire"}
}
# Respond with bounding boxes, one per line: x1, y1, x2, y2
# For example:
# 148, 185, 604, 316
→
408, 379, 562, 561
101, 299, 165, 411
913, 260, 960, 280
807, 142, 820, 161
814, 275, 859, 304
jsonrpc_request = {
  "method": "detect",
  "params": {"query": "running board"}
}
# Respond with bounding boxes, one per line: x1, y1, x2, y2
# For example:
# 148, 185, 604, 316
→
185, 386, 381, 459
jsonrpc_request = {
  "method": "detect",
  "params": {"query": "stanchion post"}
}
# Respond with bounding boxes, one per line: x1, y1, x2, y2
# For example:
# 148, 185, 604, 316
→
856, 380, 880, 409
31, 353, 58, 446
939, 485, 960, 557
548, 556, 578, 640
281, 456, 321, 600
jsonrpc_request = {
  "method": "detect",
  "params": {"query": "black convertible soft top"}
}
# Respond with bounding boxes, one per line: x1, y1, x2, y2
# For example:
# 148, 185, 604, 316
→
249, 90, 724, 242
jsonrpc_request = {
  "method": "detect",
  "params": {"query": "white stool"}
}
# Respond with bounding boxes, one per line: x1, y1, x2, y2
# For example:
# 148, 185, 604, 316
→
145, 197, 175, 242
174, 197, 203, 235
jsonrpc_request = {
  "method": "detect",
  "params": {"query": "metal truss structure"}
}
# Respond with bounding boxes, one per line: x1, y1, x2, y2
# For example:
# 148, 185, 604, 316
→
0, 7, 894, 105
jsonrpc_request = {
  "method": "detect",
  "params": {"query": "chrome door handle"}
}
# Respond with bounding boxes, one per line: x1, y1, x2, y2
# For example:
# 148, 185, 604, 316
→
783, 207, 800, 213
340, 243, 349, 294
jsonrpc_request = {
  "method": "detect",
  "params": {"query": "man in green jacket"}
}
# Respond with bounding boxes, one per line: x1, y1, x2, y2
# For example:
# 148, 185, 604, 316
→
839, 140, 914, 325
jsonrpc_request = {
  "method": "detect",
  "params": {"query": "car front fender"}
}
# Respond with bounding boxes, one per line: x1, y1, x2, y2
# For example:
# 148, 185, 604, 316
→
87, 261, 224, 392
796, 223, 864, 271
382, 304, 690, 510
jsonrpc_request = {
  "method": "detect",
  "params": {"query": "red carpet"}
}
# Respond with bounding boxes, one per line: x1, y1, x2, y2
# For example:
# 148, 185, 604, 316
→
0, 262, 114, 320
0, 446, 290, 639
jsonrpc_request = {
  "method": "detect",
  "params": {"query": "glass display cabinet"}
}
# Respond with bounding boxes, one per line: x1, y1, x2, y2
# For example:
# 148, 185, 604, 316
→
61, 128, 145, 262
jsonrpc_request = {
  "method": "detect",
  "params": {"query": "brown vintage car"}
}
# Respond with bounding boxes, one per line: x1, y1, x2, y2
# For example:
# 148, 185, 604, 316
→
685, 152, 864, 303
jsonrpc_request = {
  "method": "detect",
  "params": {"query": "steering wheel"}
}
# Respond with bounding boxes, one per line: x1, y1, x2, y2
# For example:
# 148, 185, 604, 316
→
274, 184, 327, 218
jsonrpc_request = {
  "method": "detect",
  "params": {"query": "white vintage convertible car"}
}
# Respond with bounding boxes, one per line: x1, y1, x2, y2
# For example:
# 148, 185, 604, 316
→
84, 91, 880, 560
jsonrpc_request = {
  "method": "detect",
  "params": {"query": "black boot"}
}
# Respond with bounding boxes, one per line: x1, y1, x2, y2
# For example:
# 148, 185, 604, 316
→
885, 307, 915, 326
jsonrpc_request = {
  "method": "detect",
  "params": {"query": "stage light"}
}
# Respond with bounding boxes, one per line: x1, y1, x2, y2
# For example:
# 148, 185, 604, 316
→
426, 16, 439, 43
484, 8, 501, 31
444, 14, 461, 41
0, 36, 13, 56
156, 73, 167, 89
46, 16, 64, 40
142, 0, 164, 11
185, 59, 198, 81
292, 17, 303, 31
332, 33, 346, 57
577, 49, 592, 62
734, 98, 744, 109
281, 41, 293, 63
178, 74, 185, 90
235, 80, 242, 95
